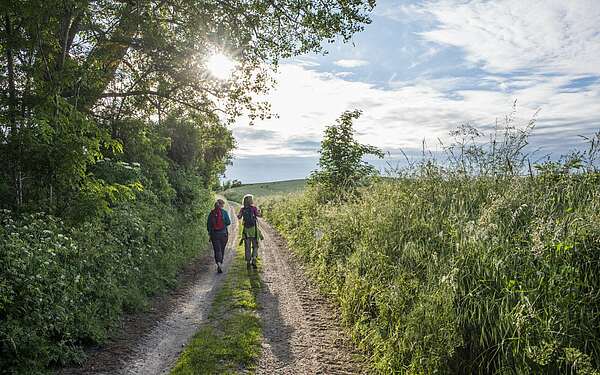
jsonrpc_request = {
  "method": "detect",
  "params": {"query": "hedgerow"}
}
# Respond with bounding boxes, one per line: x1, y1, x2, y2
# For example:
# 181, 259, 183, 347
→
0, 189, 211, 373
263, 173, 600, 374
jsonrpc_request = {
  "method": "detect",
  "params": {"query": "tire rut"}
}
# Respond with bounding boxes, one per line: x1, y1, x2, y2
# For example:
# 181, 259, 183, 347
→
60, 206, 238, 375
256, 220, 367, 375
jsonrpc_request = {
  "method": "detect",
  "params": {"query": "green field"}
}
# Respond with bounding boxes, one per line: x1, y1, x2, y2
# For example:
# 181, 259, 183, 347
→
221, 179, 306, 203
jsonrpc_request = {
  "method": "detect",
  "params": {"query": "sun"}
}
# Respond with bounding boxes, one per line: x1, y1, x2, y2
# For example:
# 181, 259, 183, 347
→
206, 53, 235, 80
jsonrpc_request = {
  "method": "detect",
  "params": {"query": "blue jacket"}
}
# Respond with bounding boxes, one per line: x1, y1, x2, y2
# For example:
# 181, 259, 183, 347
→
207, 208, 231, 236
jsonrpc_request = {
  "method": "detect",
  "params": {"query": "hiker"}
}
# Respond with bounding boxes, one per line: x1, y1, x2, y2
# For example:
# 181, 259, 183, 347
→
207, 199, 231, 273
237, 194, 262, 268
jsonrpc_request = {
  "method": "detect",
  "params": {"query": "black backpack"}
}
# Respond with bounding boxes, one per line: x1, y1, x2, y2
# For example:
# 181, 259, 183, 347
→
242, 206, 256, 228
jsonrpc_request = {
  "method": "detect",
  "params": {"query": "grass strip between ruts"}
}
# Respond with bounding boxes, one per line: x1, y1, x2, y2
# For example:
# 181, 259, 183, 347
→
170, 244, 262, 375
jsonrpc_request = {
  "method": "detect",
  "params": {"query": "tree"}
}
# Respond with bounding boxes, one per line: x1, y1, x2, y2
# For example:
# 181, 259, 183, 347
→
310, 109, 383, 195
0, 0, 375, 211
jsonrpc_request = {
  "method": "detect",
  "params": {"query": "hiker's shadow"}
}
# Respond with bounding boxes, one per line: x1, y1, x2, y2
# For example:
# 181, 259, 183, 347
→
248, 268, 295, 365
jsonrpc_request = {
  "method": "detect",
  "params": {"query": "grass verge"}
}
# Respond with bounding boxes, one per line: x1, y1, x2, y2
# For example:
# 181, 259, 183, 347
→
170, 244, 262, 375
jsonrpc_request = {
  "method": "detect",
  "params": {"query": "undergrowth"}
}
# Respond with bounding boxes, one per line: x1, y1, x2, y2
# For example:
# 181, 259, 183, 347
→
0, 191, 211, 374
263, 173, 600, 374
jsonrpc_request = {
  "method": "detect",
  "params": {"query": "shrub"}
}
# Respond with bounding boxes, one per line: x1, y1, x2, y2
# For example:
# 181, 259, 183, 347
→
0, 189, 210, 373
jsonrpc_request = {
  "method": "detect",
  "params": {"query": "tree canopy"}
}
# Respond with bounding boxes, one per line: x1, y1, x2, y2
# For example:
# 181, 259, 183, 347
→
0, 0, 375, 213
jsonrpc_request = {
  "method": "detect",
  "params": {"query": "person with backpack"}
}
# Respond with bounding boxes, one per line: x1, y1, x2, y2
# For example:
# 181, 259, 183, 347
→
237, 194, 262, 268
207, 199, 231, 273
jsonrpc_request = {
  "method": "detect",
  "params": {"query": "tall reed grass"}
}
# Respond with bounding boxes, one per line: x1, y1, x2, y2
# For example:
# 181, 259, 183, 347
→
263, 117, 600, 373
264, 173, 600, 373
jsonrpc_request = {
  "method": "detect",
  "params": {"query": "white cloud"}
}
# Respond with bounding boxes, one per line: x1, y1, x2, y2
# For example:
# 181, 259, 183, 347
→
419, 0, 600, 75
231, 1, 600, 164
334, 59, 370, 68
233, 64, 600, 158
375, 1, 430, 23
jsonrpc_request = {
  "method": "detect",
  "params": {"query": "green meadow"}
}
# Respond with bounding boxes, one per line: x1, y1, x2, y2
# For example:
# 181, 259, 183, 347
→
221, 179, 307, 203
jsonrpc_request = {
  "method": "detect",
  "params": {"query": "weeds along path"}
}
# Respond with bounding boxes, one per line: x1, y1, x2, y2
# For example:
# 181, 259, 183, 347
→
60, 206, 238, 375
257, 220, 367, 374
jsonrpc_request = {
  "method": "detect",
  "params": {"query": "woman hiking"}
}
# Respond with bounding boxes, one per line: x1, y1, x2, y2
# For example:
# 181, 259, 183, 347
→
207, 199, 231, 273
237, 194, 262, 268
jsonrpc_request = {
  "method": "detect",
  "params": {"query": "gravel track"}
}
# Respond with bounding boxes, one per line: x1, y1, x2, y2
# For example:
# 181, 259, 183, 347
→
60, 208, 367, 374
60, 207, 238, 375
256, 220, 367, 375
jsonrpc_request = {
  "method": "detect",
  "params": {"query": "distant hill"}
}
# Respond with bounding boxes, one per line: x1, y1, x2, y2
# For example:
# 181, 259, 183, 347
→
221, 179, 306, 203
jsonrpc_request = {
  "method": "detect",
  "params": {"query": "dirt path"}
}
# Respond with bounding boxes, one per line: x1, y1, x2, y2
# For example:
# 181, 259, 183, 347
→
60, 209, 366, 374
60, 207, 238, 375
256, 220, 367, 374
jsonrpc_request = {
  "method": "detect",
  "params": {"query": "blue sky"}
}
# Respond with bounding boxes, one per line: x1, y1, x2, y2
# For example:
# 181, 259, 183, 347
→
225, 0, 600, 183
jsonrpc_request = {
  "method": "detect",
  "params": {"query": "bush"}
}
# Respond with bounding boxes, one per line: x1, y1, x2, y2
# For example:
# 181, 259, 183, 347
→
263, 173, 600, 374
0, 188, 211, 373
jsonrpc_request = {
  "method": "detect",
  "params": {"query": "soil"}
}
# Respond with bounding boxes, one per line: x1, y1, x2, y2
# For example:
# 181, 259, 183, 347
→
256, 220, 368, 374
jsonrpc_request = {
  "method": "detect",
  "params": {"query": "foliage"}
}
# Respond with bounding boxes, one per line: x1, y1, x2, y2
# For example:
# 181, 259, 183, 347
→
309, 110, 383, 199
440, 103, 538, 177
263, 116, 600, 374
0, 186, 211, 373
170, 243, 262, 375
0, 0, 375, 212
264, 172, 600, 374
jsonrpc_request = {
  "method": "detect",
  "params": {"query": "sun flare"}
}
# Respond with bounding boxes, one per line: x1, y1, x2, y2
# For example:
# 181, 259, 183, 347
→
206, 53, 235, 80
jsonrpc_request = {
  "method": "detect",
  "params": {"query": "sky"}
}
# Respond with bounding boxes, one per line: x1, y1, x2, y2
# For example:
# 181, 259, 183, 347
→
224, 0, 600, 183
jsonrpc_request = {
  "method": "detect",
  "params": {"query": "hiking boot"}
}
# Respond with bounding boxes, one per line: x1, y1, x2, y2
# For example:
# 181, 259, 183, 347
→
251, 258, 257, 269
217, 264, 222, 273
246, 261, 251, 268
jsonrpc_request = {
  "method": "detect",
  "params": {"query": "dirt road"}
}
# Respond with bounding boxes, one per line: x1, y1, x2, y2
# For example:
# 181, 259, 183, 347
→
60, 209, 366, 374
60, 207, 238, 375
256, 220, 367, 374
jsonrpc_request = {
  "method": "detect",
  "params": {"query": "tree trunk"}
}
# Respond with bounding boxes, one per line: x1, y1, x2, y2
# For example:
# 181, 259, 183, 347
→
4, 15, 17, 131
4, 13, 22, 207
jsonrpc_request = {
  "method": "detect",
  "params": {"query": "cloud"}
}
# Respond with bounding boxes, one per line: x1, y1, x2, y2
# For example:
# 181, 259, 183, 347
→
375, 2, 431, 23
227, 1, 600, 180
233, 128, 278, 140
286, 136, 322, 152
233, 63, 600, 159
290, 56, 321, 67
334, 59, 370, 68
224, 156, 318, 183
419, 0, 600, 75
335, 71, 354, 78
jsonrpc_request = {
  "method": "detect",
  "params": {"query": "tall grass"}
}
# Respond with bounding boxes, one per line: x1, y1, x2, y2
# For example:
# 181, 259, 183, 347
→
264, 174, 600, 373
262, 121, 600, 373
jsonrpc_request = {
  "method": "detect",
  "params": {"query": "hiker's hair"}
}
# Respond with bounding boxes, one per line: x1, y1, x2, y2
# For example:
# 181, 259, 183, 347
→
242, 194, 253, 207
214, 199, 224, 209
